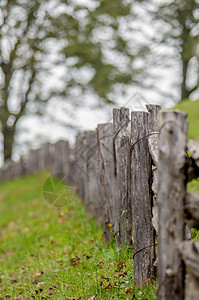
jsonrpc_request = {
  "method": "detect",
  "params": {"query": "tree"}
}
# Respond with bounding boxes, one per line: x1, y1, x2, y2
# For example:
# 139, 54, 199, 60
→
1, 0, 148, 162
51, 0, 151, 103
0, 0, 80, 161
146, 0, 199, 101
0, 1, 44, 160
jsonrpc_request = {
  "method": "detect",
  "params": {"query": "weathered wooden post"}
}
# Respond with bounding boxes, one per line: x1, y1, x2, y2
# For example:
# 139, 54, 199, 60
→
53, 140, 70, 180
147, 105, 161, 238
97, 123, 115, 243
158, 111, 188, 300
131, 111, 155, 286
85, 131, 98, 218
113, 107, 132, 246
75, 133, 86, 202
95, 130, 103, 222
43, 142, 56, 174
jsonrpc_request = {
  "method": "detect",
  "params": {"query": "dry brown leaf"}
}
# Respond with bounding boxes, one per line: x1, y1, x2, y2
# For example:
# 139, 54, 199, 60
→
36, 282, 45, 287
126, 288, 133, 294
14, 295, 23, 300
103, 282, 114, 290
34, 273, 41, 278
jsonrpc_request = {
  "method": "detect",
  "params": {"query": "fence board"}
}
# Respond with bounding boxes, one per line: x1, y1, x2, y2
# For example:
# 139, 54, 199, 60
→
97, 123, 115, 243
131, 111, 155, 286
113, 107, 131, 246
158, 111, 188, 300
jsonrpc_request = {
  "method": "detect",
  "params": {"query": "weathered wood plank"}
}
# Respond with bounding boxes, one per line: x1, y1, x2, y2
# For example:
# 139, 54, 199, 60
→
131, 111, 155, 286
54, 140, 70, 178
85, 131, 98, 219
179, 240, 199, 277
158, 111, 188, 300
75, 133, 86, 202
188, 140, 199, 168
147, 105, 161, 168
113, 107, 131, 246
97, 123, 115, 243
185, 273, 199, 300
147, 105, 161, 240
95, 130, 103, 222
185, 192, 199, 229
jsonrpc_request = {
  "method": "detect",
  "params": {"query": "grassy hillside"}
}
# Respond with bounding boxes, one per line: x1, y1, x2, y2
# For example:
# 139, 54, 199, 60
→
0, 173, 156, 299
174, 99, 199, 140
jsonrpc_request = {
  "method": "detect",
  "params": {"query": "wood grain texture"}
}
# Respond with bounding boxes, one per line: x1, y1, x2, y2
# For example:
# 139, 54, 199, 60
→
158, 111, 188, 300
85, 131, 98, 218
131, 111, 155, 286
75, 133, 86, 202
97, 123, 115, 243
185, 192, 199, 229
188, 140, 199, 168
113, 107, 132, 246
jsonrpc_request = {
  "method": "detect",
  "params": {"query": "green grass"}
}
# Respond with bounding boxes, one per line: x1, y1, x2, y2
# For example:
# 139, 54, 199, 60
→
0, 173, 157, 299
173, 99, 199, 140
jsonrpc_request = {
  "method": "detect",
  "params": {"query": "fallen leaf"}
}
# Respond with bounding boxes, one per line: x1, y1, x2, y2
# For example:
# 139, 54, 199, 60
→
34, 273, 41, 278
36, 282, 45, 287
87, 296, 96, 300
69, 256, 82, 266
103, 282, 114, 290
14, 295, 23, 300
126, 288, 133, 294
101, 274, 107, 280
11, 279, 18, 283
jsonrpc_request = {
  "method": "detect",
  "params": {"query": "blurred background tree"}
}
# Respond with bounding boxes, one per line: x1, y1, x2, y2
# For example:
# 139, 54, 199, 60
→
144, 0, 199, 101
0, 0, 147, 162
0, 0, 199, 162
0, 0, 56, 161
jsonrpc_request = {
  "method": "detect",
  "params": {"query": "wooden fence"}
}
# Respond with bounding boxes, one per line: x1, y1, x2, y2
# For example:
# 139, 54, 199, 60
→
158, 111, 199, 300
0, 106, 199, 298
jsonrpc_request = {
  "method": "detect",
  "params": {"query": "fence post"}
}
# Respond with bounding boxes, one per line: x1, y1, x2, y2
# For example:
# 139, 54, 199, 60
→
113, 107, 132, 246
85, 131, 98, 218
95, 130, 103, 222
75, 133, 86, 202
131, 111, 155, 286
97, 123, 115, 243
158, 111, 188, 300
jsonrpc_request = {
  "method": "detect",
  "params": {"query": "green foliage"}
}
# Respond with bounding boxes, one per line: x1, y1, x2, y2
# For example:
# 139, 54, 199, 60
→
0, 173, 157, 299
58, 0, 137, 101
150, 0, 199, 100
174, 99, 199, 140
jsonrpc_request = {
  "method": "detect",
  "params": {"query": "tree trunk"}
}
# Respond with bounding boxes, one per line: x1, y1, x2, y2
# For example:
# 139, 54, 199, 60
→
181, 59, 190, 101
2, 126, 15, 162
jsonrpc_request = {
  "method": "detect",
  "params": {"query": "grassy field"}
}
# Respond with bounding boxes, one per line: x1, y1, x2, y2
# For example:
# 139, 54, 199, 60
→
172, 99, 199, 140
0, 173, 157, 299
0, 99, 198, 299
